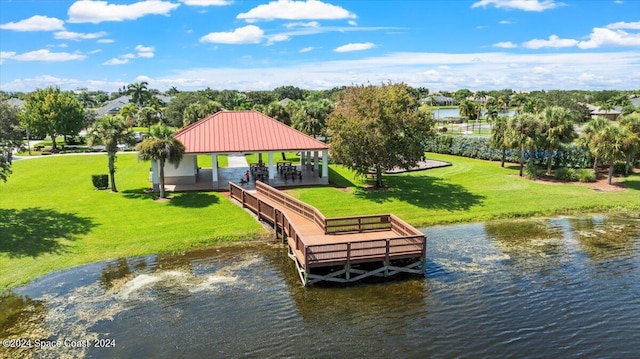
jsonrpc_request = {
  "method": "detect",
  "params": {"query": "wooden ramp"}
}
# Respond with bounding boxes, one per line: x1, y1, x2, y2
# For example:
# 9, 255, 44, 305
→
230, 181, 427, 286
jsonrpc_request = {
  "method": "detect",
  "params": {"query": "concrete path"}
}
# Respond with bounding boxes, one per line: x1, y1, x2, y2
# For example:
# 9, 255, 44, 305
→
227, 153, 249, 168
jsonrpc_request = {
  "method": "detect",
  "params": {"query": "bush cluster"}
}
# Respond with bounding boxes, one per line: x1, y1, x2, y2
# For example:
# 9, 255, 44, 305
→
424, 134, 593, 168
91, 174, 109, 189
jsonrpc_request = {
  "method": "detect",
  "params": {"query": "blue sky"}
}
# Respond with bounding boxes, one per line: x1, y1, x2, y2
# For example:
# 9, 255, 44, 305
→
1, 0, 639, 92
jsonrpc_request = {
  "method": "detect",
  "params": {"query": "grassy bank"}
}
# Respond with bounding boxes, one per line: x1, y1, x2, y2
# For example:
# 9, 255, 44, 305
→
1, 152, 638, 289
0, 154, 266, 289
289, 153, 640, 227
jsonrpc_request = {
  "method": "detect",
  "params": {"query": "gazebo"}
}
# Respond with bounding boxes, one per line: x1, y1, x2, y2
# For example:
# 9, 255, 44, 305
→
149, 110, 330, 191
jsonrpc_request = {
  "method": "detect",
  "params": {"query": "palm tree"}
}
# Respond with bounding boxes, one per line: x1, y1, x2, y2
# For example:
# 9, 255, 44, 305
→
137, 124, 185, 199
506, 113, 542, 177
510, 93, 528, 114
490, 116, 509, 167
582, 116, 609, 172
541, 106, 576, 175
619, 113, 640, 175
127, 81, 150, 108
87, 115, 134, 192
590, 124, 628, 184
459, 99, 478, 132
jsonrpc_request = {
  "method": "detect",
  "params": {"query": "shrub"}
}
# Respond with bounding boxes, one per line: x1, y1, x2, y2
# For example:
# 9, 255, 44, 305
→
555, 167, 578, 182
613, 161, 627, 175
576, 169, 596, 183
524, 164, 544, 180
91, 174, 109, 189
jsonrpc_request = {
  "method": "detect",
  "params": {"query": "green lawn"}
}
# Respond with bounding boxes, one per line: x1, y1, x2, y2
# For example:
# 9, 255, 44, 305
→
245, 152, 302, 164
1, 152, 639, 289
0, 154, 266, 289
288, 153, 640, 227
197, 154, 228, 168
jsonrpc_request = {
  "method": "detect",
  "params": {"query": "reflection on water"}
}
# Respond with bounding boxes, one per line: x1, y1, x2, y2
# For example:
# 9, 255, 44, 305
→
1, 216, 639, 358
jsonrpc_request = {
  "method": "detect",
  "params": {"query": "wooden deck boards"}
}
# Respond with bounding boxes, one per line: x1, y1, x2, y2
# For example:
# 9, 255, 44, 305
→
229, 182, 426, 285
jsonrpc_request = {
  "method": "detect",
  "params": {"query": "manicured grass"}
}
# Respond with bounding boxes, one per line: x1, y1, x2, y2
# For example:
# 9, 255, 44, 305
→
0, 154, 266, 289
287, 153, 640, 227
245, 152, 302, 164
197, 154, 228, 168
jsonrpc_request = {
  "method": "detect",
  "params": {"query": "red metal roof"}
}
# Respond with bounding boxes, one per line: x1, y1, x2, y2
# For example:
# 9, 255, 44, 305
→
173, 111, 330, 153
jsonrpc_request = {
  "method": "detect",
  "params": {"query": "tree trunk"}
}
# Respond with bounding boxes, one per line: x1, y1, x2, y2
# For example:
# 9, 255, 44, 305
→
375, 167, 383, 188
108, 152, 117, 192
625, 154, 633, 175
519, 146, 524, 177
159, 159, 166, 198
546, 145, 554, 176
608, 164, 614, 185
51, 134, 57, 149
593, 157, 598, 172
501, 148, 506, 168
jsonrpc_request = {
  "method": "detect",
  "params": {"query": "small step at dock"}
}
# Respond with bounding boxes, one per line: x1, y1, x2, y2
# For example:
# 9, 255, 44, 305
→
230, 181, 427, 286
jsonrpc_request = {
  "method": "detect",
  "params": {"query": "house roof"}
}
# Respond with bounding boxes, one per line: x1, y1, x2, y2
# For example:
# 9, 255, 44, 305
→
5, 98, 25, 109
173, 110, 329, 153
94, 95, 175, 116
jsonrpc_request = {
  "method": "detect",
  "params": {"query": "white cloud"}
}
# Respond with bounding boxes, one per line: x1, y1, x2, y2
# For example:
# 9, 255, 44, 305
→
348, 20, 357, 26
0, 15, 65, 31
135, 45, 154, 53
59, 43, 68, 48
334, 42, 375, 52
1, 49, 86, 62
122, 53, 136, 59
498, 20, 514, 24
578, 27, 640, 49
284, 21, 320, 29
522, 35, 578, 49
493, 41, 517, 48
472, 0, 562, 11
299, 46, 314, 53
88, 49, 102, 54
237, 0, 356, 22
67, 0, 180, 24
532, 66, 550, 74
103, 58, 129, 65
266, 34, 291, 45
179, 0, 233, 6
137, 52, 155, 58
4, 51, 640, 92
54, 31, 108, 40
97, 39, 115, 44
605, 21, 640, 30
200, 25, 264, 44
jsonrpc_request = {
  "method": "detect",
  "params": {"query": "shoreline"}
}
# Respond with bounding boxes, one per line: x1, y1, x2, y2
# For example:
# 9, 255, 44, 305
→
2, 207, 638, 291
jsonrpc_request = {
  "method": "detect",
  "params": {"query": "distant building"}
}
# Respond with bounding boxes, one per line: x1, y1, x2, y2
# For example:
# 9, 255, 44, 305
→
420, 95, 457, 106
580, 102, 621, 121
94, 95, 174, 117
278, 98, 294, 107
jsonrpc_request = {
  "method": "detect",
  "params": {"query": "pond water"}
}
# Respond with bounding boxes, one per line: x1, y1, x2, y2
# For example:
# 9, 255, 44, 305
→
1, 216, 639, 358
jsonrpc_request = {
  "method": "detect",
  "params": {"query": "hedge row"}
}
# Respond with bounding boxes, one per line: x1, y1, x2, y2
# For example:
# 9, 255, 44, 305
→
424, 134, 594, 168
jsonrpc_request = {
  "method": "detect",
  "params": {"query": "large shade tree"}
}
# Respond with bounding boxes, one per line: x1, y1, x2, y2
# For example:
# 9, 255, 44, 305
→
137, 124, 185, 199
87, 115, 135, 192
0, 101, 24, 182
22, 87, 85, 149
328, 82, 434, 188
541, 106, 576, 175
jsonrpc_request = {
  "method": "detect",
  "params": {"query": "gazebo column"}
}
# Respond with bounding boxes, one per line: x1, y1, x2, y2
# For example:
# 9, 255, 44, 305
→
300, 151, 305, 166
268, 152, 275, 184
211, 153, 219, 189
306, 151, 312, 170
321, 150, 328, 184
313, 151, 319, 172
151, 160, 159, 192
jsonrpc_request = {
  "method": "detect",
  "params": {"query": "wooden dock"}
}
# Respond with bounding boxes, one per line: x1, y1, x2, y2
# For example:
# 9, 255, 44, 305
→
230, 181, 427, 285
